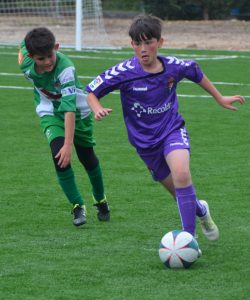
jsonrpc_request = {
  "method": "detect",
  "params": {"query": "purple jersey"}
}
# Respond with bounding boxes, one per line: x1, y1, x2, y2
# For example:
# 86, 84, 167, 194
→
85, 56, 203, 150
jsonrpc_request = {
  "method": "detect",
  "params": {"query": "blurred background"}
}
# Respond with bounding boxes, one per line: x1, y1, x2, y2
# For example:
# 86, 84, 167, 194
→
103, 0, 250, 20
0, 0, 249, 49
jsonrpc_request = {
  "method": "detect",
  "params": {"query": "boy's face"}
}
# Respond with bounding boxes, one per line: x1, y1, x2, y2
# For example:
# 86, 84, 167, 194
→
131, 37, 163, 69
29, 43, 59, 74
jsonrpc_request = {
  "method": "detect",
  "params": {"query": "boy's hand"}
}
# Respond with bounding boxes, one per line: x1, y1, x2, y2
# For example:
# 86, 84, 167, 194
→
199, 75, 245, 111
94, 107, 112, 120
218, 95, 245, 111
55, 144, 72, 168
87, 92, 112, 120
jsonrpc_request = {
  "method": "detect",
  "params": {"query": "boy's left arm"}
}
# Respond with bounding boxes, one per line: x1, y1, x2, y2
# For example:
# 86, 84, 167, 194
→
55, 111, 75, 168
198, 74, 245, 110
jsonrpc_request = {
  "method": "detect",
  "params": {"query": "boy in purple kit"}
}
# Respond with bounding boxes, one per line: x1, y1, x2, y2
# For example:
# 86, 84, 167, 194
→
85, 15, 244, 245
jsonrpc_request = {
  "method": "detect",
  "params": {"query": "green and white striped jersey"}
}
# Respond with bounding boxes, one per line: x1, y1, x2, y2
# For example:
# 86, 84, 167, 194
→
18, 41, 90, 120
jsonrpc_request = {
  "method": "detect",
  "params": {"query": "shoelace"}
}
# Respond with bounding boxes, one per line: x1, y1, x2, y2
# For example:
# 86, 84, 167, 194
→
201, 219, 215, 230
95, 202, 109, 212
73, 206, 85, 218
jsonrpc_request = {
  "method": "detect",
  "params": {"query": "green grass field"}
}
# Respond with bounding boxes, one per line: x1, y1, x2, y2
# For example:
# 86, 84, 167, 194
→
0, 45, 250, 300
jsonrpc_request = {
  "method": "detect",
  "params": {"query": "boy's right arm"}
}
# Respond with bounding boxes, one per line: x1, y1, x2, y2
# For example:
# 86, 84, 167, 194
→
85, 59, 135, 120
87, 92, 112, 121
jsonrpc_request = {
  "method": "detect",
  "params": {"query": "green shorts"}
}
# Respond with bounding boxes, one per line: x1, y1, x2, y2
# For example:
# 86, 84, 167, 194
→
40, 113, 96, 147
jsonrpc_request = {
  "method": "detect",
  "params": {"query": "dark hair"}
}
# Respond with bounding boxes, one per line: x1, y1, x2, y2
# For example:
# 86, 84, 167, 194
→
24, 27, 55, 56
129, 15, 162, 42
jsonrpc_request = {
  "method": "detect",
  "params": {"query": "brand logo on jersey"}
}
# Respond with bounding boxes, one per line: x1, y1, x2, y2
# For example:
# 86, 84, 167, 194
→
131, 102, 147, 117
61, 86, 76, 96
131, 102, 172, 118
133, 86, 148, 91
105, 61, 135, 79
89, 76, 103, 91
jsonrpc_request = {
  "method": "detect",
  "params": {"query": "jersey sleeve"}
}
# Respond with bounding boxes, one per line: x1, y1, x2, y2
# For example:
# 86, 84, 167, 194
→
178, 59, 203, 83
57, 66, 78, 113
85, 59, 136, 99
165, 56, 203, 83
18, 40, 33, 74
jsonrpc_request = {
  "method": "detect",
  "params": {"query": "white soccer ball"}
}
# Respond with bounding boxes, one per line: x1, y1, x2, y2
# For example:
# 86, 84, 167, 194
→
159, 230, 199, 269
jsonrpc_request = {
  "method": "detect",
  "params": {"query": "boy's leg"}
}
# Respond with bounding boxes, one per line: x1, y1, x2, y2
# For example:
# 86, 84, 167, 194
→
165, 149, 219, 240
161, 175, 219, 240
137, 144, 196, 236
161, 175, 208, 217
75, 146, 105, 200
50, 136, 86, 226
175, 185, 197, 236
75, 145, 110, 221
74, 115, 110, 221
165, 149, 197, 237
40, 116, 86, 226
50, 137, 84, 206
160, 175, 212, 224
160, 174, 176, 198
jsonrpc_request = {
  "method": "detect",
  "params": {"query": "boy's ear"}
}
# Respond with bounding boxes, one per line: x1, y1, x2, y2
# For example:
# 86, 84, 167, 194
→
131, 40, 136, 49
158, 37, 164, 48
54, 43, 60, 51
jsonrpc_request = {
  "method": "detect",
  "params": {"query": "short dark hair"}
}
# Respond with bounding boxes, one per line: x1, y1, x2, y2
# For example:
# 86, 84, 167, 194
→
24, 27, 55, 56
129, 14, 162, 42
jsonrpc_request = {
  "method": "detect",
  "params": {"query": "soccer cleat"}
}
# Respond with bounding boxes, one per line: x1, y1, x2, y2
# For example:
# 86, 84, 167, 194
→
94, 199, 110, 221
199, 200, 219, 241
72, 204, 87, 226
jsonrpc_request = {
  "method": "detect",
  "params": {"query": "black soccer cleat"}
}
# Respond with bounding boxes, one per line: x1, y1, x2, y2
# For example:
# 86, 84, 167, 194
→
72, 204, 87, 226
94, 200, 110, 221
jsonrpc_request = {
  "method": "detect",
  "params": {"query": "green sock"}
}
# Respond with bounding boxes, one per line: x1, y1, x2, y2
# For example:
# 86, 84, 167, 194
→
87, 163, 105, 202
56, 168, 84, 206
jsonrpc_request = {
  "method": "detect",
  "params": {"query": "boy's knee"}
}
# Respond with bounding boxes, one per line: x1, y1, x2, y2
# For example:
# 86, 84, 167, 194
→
172, 170, 191, 187
75, 145, 99, 171
50, 137, 71, 171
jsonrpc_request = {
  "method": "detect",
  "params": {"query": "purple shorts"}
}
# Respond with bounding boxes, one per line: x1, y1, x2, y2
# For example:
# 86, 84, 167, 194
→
137, 126, 190, 181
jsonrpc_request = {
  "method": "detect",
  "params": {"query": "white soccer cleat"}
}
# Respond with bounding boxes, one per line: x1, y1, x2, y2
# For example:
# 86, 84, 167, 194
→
199, 200, 219, 241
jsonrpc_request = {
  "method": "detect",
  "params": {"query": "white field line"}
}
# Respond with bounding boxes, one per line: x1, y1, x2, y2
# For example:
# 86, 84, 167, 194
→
68, 54, 246, 61
1, 85, 249, 98
0, 72, 94, 79
1, 51, 250, 61
1, 72, 250, 88
0, 51, 123, 61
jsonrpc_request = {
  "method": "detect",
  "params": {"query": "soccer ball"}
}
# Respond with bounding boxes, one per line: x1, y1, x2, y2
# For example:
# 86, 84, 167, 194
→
159, 230, 199, 269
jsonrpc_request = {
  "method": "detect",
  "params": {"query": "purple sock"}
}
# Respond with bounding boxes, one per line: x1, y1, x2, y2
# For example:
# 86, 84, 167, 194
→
190, 185, 207, 217
196, 199, 207, 217
175, 185, 197, 236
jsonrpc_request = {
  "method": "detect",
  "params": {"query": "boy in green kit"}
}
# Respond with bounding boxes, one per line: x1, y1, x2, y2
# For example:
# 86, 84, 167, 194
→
18, 27, 110, 226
